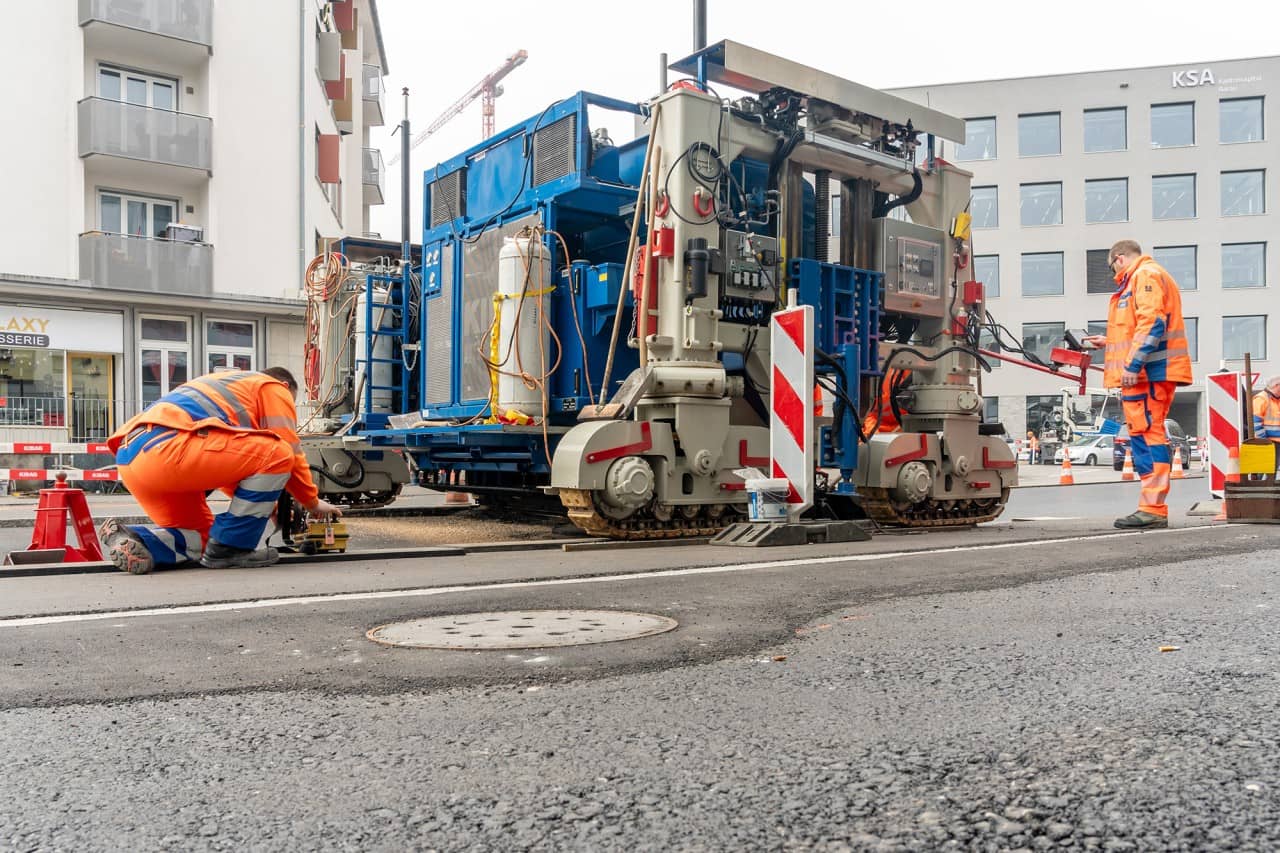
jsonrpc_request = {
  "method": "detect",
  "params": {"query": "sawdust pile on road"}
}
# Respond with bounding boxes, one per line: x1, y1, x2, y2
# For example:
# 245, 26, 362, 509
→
342, 510, 569, 546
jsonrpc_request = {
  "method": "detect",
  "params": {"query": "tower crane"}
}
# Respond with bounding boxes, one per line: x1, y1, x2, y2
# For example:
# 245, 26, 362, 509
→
388, 50, 528, 166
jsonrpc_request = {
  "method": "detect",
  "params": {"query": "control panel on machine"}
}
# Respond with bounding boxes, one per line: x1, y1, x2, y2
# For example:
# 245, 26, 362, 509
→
875, 219, 946, 319
720, 229, 779, 325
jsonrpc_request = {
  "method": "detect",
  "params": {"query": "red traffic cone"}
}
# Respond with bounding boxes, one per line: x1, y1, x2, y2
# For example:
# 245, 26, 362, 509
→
27, 473, 103, 562
1058, 454, 1075, 485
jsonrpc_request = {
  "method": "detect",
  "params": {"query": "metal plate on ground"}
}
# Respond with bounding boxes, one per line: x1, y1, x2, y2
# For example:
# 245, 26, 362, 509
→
366, 609, 678, 650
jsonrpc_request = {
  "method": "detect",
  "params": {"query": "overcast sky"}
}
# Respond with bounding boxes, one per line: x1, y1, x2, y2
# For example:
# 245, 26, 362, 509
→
368, 0, 1280, 239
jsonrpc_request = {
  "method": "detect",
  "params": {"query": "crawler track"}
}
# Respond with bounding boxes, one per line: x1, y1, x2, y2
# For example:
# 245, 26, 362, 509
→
559, 489, 737, 540
856, 486, 1010, 527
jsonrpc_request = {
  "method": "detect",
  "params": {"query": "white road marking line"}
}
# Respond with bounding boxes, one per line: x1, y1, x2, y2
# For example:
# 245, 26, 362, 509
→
0, 527, 1208, 628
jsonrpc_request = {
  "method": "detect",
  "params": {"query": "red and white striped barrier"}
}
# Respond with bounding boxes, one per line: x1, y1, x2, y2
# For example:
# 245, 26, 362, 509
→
769, 303, 814, 519
0, 442, 111, 454
0, 468, 118, 482
1206, 372, 1257, 498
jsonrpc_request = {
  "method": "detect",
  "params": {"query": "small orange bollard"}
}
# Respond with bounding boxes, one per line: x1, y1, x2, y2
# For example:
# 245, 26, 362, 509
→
1058, 454, 1075, 485
1171, 447, 1185, 479
1215, 446, 1241, 521
26, 473, 104, 562
1120, 446, 1136, 481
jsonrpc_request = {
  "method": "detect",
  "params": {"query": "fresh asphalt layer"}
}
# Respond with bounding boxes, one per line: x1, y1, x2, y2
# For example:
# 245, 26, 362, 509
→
1, 520, 1276, 851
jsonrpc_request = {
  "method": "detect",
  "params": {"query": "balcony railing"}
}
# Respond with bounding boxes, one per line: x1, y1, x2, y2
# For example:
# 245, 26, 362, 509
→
79, 0, 213, 50
79, 231, 213, 295
362, 148, 385, 205
363, 64, 385, 126
78, 97, 212, 174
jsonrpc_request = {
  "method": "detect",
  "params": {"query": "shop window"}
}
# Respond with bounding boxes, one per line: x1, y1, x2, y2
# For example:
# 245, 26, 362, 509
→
206, 319, 256, 373
0, 348, 66, 427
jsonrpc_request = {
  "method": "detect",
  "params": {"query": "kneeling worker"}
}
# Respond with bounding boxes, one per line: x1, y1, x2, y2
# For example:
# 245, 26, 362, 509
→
100, 367, 342, 574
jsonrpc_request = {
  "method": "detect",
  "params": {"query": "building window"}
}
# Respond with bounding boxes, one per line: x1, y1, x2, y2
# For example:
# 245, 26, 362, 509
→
957, 117, 996, 161
139, 315, 191, 407
1222, 242, 1266, 288
979, 328, 1001, 368
1220, 97, 1264, 143
1084, 178, 1128, 223
974, 255, 1000, 298
1152, 245, 1197, 291
98, 190, 177, 239
1022, 322, 1066, 366
1184, 317, 1199, 362
1221, 170, 1265, 216
1222, 315, 1266, 361
1086, 249, 1114, 294
1020, 182, 1062, 226
1084, 107, 1126, 152
1086, 320, 1108, 365
1153, 174, 1196, 219
1018, 112, 1061, 156
1021, 253, 1064, 296
1151, 102, 1195, 148
982, 396, 999, 421
206, 320, 256, 373
970, 186, 998, 228
97, 64, 177, 109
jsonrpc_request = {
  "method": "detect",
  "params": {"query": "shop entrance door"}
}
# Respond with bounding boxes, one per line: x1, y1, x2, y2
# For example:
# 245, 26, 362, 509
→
67, 353, 113, 441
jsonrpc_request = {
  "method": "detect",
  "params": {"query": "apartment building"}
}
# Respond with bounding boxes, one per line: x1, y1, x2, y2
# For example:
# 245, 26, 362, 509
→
890, 56, 1279, 439
0, 0, 388, 443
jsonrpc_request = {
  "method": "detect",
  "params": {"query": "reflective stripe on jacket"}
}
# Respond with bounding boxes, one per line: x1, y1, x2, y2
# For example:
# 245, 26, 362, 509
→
108, 371, 319, 507
1254, 391, 1280, 441
1103, 256, 1193, 389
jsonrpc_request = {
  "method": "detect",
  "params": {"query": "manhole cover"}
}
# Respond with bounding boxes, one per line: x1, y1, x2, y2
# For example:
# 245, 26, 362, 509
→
366, 609, 678, 650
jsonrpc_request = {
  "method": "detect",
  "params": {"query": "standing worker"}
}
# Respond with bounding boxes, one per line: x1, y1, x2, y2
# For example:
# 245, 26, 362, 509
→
1253, 376, 1280, 466
1083, 240, 1192, 529
99, 367, 343, 574
862, 367, 911, 436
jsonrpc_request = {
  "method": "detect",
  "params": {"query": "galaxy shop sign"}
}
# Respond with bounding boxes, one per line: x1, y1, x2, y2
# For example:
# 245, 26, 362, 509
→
0, 307, 123, 353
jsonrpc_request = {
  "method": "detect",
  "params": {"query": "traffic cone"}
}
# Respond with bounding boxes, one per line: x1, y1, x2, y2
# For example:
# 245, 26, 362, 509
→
1171, 448, 1185, 479
1214, 445, 1241, 521
1120, 446, 1136, 481
26, 473, 103, 562
1058, 454, 1075, 485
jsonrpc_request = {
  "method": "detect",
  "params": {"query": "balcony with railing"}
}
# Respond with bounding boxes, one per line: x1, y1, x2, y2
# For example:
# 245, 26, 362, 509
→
79, 0, 213, 53
363, 64, 385, 126
363, 148, 385, 206
79, 231, 213, 295
78, 97, 212, 174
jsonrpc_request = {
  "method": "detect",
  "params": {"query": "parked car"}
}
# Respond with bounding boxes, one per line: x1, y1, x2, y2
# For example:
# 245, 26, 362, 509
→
1112, 420, 1191, 470
1054, 434, 1115, 466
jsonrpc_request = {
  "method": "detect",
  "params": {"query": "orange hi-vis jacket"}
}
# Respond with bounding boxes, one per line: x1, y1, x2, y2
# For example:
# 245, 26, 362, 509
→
863, 367, 910, 436
1254, 390, 1280, 442
1103, 255, 1193, 389
108, 371, 319, 507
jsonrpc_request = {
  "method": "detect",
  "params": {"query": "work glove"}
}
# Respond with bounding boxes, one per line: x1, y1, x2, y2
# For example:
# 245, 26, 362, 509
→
307, 498, 344, 520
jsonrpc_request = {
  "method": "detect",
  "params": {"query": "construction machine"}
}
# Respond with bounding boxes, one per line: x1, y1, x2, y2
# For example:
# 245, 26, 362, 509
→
302, 41, 1049, 536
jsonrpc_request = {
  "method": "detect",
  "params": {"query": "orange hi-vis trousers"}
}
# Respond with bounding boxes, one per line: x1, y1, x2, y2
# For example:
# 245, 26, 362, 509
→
115, 425, 294, 564
1121, 380, 1176, 518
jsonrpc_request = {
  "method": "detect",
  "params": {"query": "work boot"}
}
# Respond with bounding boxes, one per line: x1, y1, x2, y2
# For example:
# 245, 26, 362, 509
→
99, 518, 155, 575
200, 541, 280, 569
1113, 511, 1169, 530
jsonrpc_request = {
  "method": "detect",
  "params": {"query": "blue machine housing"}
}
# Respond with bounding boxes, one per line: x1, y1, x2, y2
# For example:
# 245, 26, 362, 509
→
346, 90, 878, 501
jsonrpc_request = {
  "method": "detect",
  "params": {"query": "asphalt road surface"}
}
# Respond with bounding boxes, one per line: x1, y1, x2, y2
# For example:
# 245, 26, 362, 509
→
1, 502, 1275, 851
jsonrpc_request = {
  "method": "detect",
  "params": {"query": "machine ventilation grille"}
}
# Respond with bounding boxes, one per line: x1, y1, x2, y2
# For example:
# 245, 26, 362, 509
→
533, 115, 577, 186
429, 169, 465, 229
425, 246, 454, 407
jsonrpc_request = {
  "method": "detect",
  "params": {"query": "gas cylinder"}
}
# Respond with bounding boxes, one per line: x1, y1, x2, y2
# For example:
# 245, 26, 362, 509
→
497, 235, 551, 412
